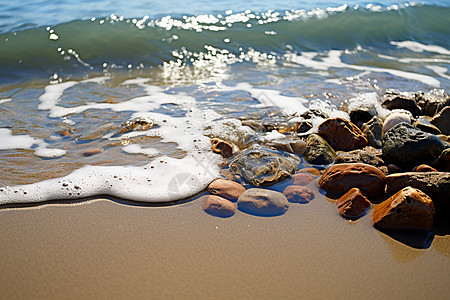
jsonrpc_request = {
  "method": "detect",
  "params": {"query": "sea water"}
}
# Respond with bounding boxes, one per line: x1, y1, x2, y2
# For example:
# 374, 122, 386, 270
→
0, 1, 449, 204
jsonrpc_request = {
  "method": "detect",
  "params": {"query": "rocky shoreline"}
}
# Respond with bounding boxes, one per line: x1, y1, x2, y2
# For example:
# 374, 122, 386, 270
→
201, 89, 450, 248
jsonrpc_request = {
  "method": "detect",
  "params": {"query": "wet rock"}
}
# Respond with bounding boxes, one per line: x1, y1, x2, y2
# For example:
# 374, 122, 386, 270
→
382, 122, 444, 169
431, 106, 450, 135
387, 164, 404, 174
318, 117, 367, 151
82, 148, 103, 156
386, 172, 450, 211
237, 188, 289, 217
114, 117, 153, 136
416, 91, 450, 116
295, 120, 313, 134
264, 139, 306, 157
228, 148, 300, 187
349, 109, 376, 128
211, 138, 233, 158
373, 187, 434, 230
290, 140, 307, 157
201, 195, 236, 218
292, 173, 315, 186
242, 120, 264, 132
283, 185, 315, 203
300, 109, 329, 119
382, 112, 411, 135
437, 134, 449, 143
298, 167, 321, 177
413, 164, 438, 172
303, 134, 336, 165
57, 129, 71, 137
318, 163, 386, 198
336, 188, 371, 219
413, 116, 441, 135
435, 148, 450, 171
361, 116, 383, 148
382, 91, 422, 116
207, 178, 245, 201
334, 149, 384, 167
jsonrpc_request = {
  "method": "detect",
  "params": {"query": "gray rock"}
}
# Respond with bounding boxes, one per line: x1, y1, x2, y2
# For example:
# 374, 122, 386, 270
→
334, 149, 384, 167
382, 123, 444, 169
382, 91, 422, 116
414, 116, 441, 135
237, 188, 289, 217
361, 116, 383, 148
416, 91, 450, 116
303, 134, 336, 165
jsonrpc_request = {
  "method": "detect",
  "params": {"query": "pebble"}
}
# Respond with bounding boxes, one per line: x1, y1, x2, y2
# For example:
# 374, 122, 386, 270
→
382, 112, 411, 134
382, 91, 422, 116
303, 133, 336, 165
207, 178, 245, 201
211, 138, 233, 158
431, 106, 450, 135
237, 188, 289, 217
336, 188, 371, 220
414, 116, 441, 135
413, 164, 438, 172
361, 116, 383, 148
283, 185, 315, 203
298, 167, 321, 177
373, 187, 434, 230
318, 163, 386, 198
201, 195, 236, 218
292, 173, 316, 186
82, 148, 103, 156
317, 117, 368, 151
334, 149, 384, 167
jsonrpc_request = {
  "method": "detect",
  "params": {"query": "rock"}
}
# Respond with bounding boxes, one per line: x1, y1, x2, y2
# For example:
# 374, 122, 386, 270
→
435, 148, 450, 171
292, 173, 316, 186
437, 134, 449, 143
318, 163, 386, 198
300, 109, 329, 119
336, 188, 371, 219
228, 148, 300, 187
283, 185, 315, 203
334, 149, 384, 167
413, 164, 438, 172
349, 109, 376, 128
82, 148, 103, 156
416, 91, 450, 116
290, 140, 307, 157
237, 188, 289, 217
298, 167, 321, 177
202, 195, 236, 218
413, 116, 441, 135
431, 106, 450, 135
207, 178, 245, 201
387, 164, 404, 174
361, 116, 383, 148
382, 112, 411, 134
382, 91, 422, 116
57, 129, 70, 137
373, 187, 434, 230
114, 117, 153, 136
382, 122, 444, 169
385, 172, 450, 211
264, 139, 306, 157
211, 138, 233, 158
295, 120, 313, 134
317, 117, 367, 151
303, 134, 336, 165
242, 120, 264, 132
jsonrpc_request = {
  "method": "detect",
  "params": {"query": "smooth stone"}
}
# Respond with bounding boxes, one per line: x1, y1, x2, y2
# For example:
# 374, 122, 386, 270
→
382, 122, 444, 169
237, 188, 289, 217
413, 164, 438, 172
303, 134, 336, 165
336, 188, 371, 219
264, 139, 306, 157
292, 173, 315, 186
295, 120, 313, 134
382, 112, 411, 135
82, 148, 103, 156
373, 187, 434, 230
387, 163, 404, 174
435, 148, 450, 171
416, 91, 450, 116
211, 138, 233, 158
361, 116, 383, 148
242, 120, 264, 132
207, 178, 246, 201
317, 117, 367, 151
414, 116, 441, 135
228, 149, 301, 187
318, 163, 386, 198
298, 167, 321, 177
431, 106, 450, 135
386, 172, 450, 211
283, 185, 315, 203
202, 195, 236, 218
382, 91, 422, 116
334, 149, 384, 167
114, 118, 154, 136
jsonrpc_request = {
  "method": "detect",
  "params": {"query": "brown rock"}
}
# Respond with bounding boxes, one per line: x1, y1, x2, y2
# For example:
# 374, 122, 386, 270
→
283, 185, 315, 203
334, 149, 384, 167
373, 187, 434, 230
292, 173, 315, 186
413, 164, 438, 172
336, 188, 371, 219
82, 148, 103, 156
382, 92, 422, 116
237, 188, 289, 217
431, 106, 450, 135
211, 138, 233, 158
298, 167, 321, 177
57, 129, 70, 137
318, 163, 386, 198
318, 117, 367, 151
202, 195, 236, 218
207, 178, 245, 201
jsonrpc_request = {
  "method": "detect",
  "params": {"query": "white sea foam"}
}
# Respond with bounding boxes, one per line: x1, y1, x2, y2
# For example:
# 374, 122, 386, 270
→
121, 144, 159, 156
391, 41, 450, 55
0, 98, 12, 104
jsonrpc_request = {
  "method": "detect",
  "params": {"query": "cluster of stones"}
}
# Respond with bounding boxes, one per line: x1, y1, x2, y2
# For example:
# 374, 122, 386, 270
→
203, 89, 449, 235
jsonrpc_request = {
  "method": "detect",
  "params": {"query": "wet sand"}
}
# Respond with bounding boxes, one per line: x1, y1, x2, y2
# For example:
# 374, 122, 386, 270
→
0, 183, 449, 299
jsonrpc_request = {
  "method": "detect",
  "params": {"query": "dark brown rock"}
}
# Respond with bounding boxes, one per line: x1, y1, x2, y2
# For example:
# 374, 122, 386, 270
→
414, 117, 441, 135
283, 185, 315, 203
292, 173, 315, 186
413, 164, 438, 172
431, 106, 450, 135
361, 116, 383, 148
382, 92, 422, 116
318, 163, 386, 198
303, 133, 336, 165
373, 187, 434, 230
295, 120, 313, 134
416, 91, 450, 116
211, 138, 233, 158
318, 117, 367, 151
435, 149, 450, 171
336, 188, 371, 219
202, 195, 236, 218
237, 188, 289, 217
334, 149, 384, 167
207, 178, 245, 201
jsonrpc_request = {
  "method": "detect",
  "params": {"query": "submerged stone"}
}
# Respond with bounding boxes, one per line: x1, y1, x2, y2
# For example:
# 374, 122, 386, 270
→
292, 173, 316, 186
237, 188, 289, 217
228, 148, 300, 187
317, 117, 367, 151
303, 134, 336, 165
283, 185, 315, 203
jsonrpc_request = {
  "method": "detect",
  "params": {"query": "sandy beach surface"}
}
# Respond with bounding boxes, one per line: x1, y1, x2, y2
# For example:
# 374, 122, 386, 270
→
0, 183, 449, 299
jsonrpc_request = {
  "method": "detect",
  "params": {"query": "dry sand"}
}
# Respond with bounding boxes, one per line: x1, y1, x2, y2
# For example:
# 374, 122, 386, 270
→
0, 183, 449, 299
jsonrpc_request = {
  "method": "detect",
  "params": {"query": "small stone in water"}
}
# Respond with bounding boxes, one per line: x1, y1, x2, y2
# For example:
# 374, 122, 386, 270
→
292, 173, 315, 186
82, 148, 103, 156
207, 178, 245, 201
238, 188, 289, 217
283, 185, 315, 203
202, 195, 236, 218
211, 138, 233, 158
